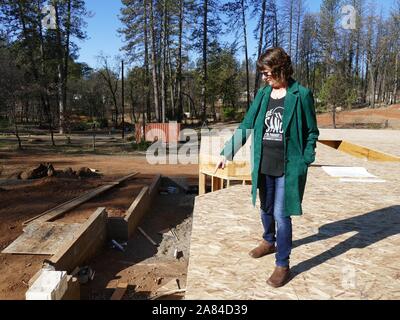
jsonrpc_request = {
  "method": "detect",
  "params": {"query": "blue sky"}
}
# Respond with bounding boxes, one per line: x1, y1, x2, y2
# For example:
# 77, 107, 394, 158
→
77, 0, 395, 69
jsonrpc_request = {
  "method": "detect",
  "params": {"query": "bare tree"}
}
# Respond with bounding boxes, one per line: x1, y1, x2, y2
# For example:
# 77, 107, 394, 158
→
98, 55, 120, 127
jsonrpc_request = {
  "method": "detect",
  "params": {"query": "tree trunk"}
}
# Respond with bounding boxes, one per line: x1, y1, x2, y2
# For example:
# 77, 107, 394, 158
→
160, 0, 167, 123
394, 53, 399, 104
332, 105, 336, 129
177, 0, 184, 122
241, 0, 250, 110
11, 102, 22, 150
121, 60, 125, 138
368, 63, 376, 109
363, 56, 369, 104
143, 0, 151, 123
288, 0, 293, 56
295, 0, 302, 71
254, 0, 266, 98
149, 0, 160, 122
54, 2, 65, 134
129, 83, 137, 123
19, 1, 54, 143
201, 0, 208, 123
62, 0, 72, 135
167, 40, 176, 120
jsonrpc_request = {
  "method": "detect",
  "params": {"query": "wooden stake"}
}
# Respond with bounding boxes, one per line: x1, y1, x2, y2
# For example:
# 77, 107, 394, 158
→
138, 227, 157, 246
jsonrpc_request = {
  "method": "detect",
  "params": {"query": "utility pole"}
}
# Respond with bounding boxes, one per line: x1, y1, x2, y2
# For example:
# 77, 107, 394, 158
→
121, 60, 125, 139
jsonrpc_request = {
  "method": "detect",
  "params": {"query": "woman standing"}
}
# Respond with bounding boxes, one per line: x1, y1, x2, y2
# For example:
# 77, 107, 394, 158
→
215, 47, 319, 288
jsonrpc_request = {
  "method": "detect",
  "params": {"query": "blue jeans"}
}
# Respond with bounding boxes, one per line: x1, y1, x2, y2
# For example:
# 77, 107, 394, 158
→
259, 174, 292, 267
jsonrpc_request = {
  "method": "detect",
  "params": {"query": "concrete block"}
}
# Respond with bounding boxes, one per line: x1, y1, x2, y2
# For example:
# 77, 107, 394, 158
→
26, 270, 68, 300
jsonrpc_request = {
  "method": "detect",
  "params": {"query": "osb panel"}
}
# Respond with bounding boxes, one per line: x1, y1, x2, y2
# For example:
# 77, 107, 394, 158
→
318, 129, 400, 157
186, 135, 400, 300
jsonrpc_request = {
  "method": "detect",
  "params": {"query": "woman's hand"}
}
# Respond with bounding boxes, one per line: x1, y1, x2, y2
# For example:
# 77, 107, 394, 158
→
214, 156, 227, 174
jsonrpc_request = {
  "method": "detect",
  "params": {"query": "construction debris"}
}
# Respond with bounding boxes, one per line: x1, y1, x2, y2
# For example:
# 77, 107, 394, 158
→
20, 163, 53, 180
138, 227, 157, 246
170, 227, 179, 241
76, 266, 95, 284
150, 289, 186, 300
151, 278, 186, 300
15, 163, 103, 181
173, 249, 183, 259
77, 167, 100, 178
111, 239, 125, 252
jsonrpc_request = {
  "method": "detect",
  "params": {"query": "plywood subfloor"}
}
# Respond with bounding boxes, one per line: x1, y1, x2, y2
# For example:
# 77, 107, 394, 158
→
186, 130, 400, 300
2, 222, 81, 255
318, 129, 400, 157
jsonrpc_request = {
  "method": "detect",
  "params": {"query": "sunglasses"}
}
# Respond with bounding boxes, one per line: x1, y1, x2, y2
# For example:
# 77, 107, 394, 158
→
261, 71, 273, 77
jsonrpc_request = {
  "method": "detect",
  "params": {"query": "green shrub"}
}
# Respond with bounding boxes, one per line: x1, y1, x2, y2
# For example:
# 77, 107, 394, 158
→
132, 140, 152, 151
222, 107, 236, 121
235, 111, 245, 121
126, 135, 135, 142
70, 122, 88, 131
0, 117, 10, 129
98, 118, 109, 128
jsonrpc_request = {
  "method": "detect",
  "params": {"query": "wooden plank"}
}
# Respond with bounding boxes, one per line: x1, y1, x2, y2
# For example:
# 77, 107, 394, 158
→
199, 172, 206, 195
125, 187, 150, 239
29, 185, 114, 225
2, 222, 81, 255
200, 169, 252, 181
150, 289, 186, 300
110, 282, 128, 300
148, 174, 162, 197
23, 172, 139, 225
151, 278, 185, 300
125, 186, 149, 218
46, 207, 108, 273
338, 140, 400, 162
108, 175, 161, 241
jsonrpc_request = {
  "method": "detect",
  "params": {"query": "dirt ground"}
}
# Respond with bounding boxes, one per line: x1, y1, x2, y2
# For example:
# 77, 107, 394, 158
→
82, 179, 197, 300
0, 153, 198, 300
317, 104, 400, 128
55, 175, 155, 223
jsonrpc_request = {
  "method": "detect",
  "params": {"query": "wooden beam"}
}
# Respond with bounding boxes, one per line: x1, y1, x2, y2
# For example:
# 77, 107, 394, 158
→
125, 187, 150, 239
199, 172, 206, 195
149, 174, 162, 197
125, 175, 161, 239
23, 172, 139, 225
108, 175, 161, 241
45, 207, 108, 273
150, 289, 186, 300
110, 282, 128, 300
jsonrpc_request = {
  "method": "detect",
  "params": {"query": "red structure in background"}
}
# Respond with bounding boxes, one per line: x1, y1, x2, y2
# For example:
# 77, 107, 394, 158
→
135, 122, 181, 144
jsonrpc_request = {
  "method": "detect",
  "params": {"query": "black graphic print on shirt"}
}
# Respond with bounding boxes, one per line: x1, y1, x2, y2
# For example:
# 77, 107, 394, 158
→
263, 105, 284, 142
260, 96, 285, 176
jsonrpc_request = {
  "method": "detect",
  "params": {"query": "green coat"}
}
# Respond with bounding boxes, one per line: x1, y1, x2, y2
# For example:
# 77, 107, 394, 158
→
220, 78, 320, 217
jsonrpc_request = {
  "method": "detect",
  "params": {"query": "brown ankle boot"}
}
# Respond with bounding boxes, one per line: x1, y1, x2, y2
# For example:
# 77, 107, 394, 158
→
249, 240, 276, 258
267, 266, 291, 288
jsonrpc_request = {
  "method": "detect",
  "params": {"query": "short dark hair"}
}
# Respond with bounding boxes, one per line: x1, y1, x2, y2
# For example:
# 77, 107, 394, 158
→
257, 47, 294, 84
